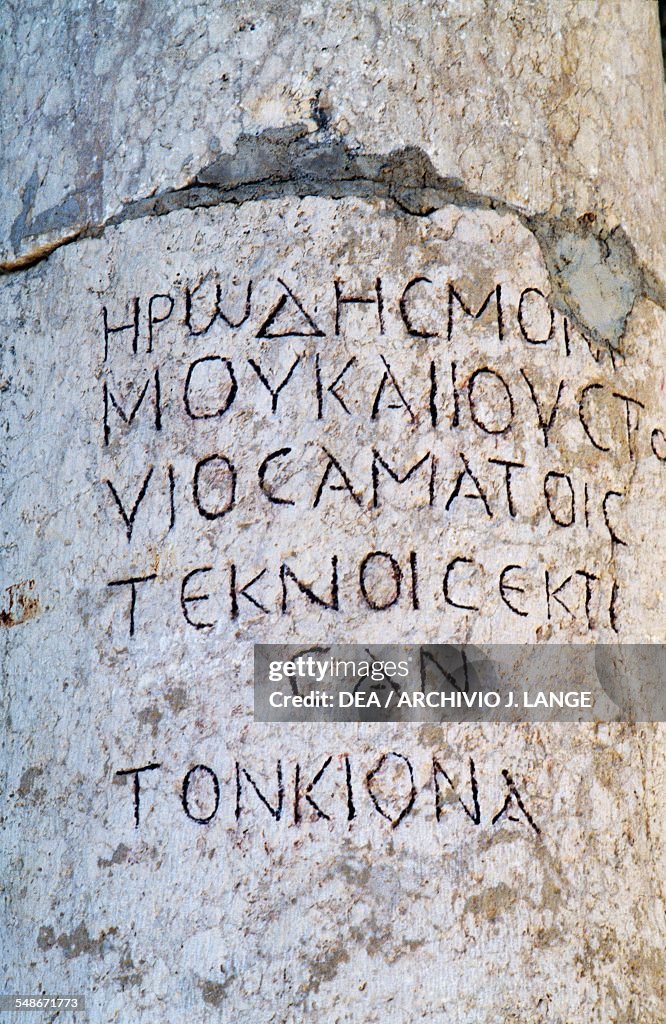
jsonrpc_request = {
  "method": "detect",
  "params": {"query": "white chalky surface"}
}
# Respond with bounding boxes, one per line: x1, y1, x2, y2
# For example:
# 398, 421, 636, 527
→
2, 3, 666, 1022
1, 198, 665, 1022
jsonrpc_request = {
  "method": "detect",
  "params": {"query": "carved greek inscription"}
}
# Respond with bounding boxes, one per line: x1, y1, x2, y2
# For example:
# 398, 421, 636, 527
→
113, 753, 541, 836
96, 269, 661, 642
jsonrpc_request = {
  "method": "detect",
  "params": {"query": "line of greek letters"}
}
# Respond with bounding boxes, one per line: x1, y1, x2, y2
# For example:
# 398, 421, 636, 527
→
100, 353, 660, 468
114, 754, 540, 834
100, 281, 609, 361
106, 551, 619, 636
102, 448, 631, 543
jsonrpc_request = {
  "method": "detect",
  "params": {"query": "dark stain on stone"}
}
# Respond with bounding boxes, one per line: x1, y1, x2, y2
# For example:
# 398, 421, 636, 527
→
137, 704, 163, 737
98, 842, 130, 869
349, 909, 393, 960
0, 580, 39, 628
310, 90, 332, 131
37, 922, 118, 959
116, 945, 143, 988
307, 941, 351, 993
463, 882, 518, 923
36, 926, 56, 952
336, 858, 371, 889
10, 168, 39, 253
17, 766, 44, 797
26, 193, 84, 240
198, 973, 236, 1007
9, 175, 91, 258
164, 685, 189, 714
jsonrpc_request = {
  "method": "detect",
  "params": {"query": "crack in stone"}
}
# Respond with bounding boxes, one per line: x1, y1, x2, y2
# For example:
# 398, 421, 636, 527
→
3, 123, 665, 352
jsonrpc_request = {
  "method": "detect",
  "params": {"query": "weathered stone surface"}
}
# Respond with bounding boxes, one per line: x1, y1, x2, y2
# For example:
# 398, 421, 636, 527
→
2, 194, 666, 1021
2, 4, 666, 1024
2, 2, 666, 285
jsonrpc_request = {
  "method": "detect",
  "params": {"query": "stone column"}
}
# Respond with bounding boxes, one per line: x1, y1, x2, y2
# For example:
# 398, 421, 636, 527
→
2, 3, 665, 1021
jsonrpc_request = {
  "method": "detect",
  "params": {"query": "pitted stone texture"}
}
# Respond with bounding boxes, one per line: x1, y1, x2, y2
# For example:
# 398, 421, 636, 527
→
2, 1, 666, 283
1, 198, 666, 1022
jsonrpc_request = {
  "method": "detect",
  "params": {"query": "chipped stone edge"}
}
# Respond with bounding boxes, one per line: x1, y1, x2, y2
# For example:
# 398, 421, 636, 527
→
2, 124, 666, 353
